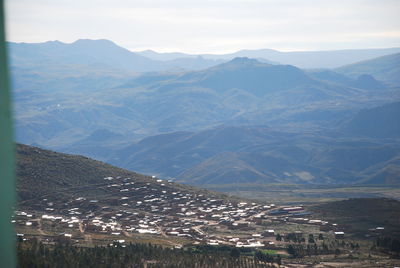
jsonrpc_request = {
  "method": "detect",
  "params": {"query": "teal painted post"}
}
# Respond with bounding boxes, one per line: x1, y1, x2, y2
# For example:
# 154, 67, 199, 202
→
0, 0, 16, 267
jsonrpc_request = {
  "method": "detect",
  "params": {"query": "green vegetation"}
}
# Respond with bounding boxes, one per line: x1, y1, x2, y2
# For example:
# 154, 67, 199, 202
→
17, 239, 280, 268
375, 235, 400, 257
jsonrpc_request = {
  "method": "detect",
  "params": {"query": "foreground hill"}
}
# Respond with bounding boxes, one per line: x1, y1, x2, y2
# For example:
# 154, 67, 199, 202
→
16, 143, 221, 203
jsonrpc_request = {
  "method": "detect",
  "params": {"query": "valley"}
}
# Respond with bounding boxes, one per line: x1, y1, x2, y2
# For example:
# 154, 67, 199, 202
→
10, 41, 400, 191
14, 144, 400, 267
9, 39, 400, 267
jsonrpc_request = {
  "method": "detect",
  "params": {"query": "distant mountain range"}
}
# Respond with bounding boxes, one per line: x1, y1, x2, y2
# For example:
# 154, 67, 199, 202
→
10, 39, 400, 188
336, 53, 400, 86
108, 117, 400, 186
8, 39, 224, 73
9, 39, 400, 72
13, 54, 395, 148
138, 47, 400, 69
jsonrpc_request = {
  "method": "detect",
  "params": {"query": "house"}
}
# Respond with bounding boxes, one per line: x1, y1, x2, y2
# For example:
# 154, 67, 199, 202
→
282, 206, 303, 212
262, 229, 275, 237
229, 221, 250, 230
334, 231, 345, 238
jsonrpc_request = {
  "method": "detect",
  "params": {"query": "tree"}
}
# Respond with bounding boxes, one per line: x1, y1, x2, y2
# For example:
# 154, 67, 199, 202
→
276, 233, 282, 241
308, 234, 315, 244
276, 255, 282, 266
287, 245, 295, 256
230, 248, 240, 259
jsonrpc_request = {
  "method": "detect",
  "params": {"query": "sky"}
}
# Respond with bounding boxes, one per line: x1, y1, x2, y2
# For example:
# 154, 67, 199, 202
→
5, 0, 400, 54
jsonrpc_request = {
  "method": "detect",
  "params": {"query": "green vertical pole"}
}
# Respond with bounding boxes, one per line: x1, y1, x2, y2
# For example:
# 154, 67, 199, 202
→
0, 0, 16, 267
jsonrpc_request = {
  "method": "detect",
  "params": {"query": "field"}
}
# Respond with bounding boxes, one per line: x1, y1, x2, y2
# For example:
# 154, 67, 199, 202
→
207, 183, 400, 204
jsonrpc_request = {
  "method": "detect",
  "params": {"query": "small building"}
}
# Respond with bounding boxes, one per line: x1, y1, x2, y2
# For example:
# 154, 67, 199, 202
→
229, 221, 249, 230
334, 231, 345, 238
262, 229, 275, 237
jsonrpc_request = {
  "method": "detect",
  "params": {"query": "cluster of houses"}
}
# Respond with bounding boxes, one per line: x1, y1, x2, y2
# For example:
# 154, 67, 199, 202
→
13, 175, 352, 247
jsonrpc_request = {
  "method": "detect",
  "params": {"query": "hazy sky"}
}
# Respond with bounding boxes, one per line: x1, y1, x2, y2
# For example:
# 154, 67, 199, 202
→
5, 0, 400, 53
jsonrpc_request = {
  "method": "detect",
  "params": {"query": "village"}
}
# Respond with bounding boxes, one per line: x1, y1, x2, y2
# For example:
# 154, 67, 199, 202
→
13, 175, 368, 249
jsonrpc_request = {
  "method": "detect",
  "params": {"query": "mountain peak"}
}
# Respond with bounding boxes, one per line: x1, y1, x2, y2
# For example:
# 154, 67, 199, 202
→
229, 57, 260, 65
44, 40, 64, 45
73, 38, 115, 44
213, 57, 268, 70
71, 39, 120, 49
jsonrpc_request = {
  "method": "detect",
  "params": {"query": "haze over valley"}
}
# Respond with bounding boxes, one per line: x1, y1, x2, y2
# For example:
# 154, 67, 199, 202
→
10, 39, 400, 191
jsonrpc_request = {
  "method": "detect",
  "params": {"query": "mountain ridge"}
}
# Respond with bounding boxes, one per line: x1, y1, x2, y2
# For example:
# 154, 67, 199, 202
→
8, 39, 226, 73
9, 39, 400, 71
336, 52, 400, 86
138, 46, 400, 69
108, 121, 400, 186
13, 54, 396, 154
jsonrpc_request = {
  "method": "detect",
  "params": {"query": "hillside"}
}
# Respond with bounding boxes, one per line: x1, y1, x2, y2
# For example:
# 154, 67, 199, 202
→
341, 102, 400, 139
184, 58, 317, 96
16, 143, 223, 204
308, 70, 387, 91
336, 53, 400, 86
13, 147, 400, 267
310, 198, 400, 236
